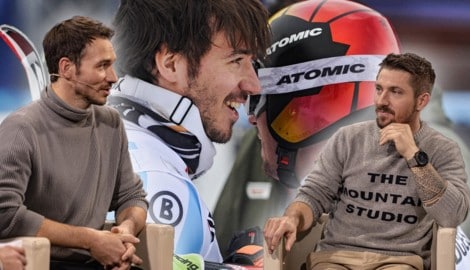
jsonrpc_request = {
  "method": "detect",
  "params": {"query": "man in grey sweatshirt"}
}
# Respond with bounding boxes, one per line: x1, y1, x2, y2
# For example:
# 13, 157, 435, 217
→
264, 53, 470, 270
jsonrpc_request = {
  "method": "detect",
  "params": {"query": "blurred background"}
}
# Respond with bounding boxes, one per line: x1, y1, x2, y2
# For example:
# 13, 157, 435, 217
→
1, 0, 469, 211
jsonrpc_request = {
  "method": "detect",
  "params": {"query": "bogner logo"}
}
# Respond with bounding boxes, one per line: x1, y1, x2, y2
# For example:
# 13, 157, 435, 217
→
277, 64, 366, 85
267, 27, 323, 55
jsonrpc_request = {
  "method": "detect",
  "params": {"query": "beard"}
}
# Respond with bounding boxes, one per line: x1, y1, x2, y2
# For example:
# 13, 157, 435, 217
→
375, 101, 417, 129
204, 120, 233, 143
185, 78, 233, 144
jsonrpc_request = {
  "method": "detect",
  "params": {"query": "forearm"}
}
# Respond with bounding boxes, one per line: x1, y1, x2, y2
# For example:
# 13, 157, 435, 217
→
38, 216, 142, 265
410, 163, 447, 206
284, 201, 314, 232
36, 218, 97, 250
115, 206, 147, 236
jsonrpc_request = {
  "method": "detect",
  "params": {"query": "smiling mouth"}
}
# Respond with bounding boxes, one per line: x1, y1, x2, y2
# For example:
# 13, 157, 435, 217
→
225, 100, 242, 111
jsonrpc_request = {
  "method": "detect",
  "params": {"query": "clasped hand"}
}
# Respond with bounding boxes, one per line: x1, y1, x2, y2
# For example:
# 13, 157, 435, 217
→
90, 226, 142, 270
0, 245, 26, 270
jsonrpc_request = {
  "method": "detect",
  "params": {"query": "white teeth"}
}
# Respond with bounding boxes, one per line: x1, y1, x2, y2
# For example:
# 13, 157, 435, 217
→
226, 101, 241, 109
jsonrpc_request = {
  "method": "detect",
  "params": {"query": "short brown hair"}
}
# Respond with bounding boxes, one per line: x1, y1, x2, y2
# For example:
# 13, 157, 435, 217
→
43, 16, 114, 82
379, 52, 436, 96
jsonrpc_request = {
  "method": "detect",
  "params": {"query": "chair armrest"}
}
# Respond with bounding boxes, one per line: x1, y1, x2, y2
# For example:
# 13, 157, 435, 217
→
0, 237, 50, 270
135, 223, 174, 270
432, 226, 456, 270
263, 236, 284, 270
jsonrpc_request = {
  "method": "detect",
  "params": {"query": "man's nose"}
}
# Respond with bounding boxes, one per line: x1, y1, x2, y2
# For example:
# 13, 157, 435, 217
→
107, 67, 118, 83
239, 60, 261, 95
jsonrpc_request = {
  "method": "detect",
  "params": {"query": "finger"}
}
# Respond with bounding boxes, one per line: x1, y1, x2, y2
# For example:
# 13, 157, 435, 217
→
379, 128, 396, 145
284, 232, 297, 252
103, 252, 124, 267
117, 233, 140, 244
269, 226, 285, 253
20, 254, 28, 265
112, 265, 123, 270
269, 238, 279, 254
131, 254, 143, 265
13, 246, 26, 255
379, 129, 388, 145
263, 220, 275, 251
116, 261, 131, 270
121, 243, 135, 261
105, 264, 120, 270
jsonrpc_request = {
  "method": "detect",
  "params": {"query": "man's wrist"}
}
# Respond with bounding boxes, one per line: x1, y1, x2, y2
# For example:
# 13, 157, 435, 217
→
407, 150, 429, 168
116, 219, 136, 235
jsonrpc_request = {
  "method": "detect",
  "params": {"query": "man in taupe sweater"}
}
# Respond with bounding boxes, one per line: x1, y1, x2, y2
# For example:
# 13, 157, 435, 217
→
0, 16, 147, 270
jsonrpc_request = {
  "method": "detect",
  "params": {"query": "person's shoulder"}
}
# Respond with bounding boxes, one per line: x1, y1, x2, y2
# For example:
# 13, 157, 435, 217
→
1, 101, 41, 128
92, 104, 123, 127
338, 120, 376, 134
421, 121, 460, 147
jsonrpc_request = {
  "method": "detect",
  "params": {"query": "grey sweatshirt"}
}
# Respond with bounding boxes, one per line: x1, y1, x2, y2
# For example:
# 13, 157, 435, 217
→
0, 86, 148, 261
297, 120, 470, 269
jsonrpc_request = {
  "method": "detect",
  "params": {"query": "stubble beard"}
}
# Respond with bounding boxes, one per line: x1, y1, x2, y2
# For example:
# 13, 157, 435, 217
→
186, 79, 233, 144
375, 101, 417, 129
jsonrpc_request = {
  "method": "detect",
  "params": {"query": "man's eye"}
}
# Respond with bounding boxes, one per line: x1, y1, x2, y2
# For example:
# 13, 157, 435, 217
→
231, 58, 243, 65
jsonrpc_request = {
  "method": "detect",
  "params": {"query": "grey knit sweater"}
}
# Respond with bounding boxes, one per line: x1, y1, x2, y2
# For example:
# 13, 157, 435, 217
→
297, 120, 470, 269
0, 86, 148, 261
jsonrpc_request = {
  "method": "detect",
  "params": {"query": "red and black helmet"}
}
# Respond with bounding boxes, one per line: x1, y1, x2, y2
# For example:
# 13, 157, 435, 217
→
252, 0, 400, 187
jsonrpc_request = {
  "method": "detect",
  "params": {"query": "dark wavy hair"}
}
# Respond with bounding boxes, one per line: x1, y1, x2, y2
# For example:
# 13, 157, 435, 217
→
113, 0, 271, 83
43, 16, 114, 82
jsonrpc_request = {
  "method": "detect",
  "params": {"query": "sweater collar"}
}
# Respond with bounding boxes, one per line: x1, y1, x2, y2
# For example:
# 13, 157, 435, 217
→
42, 85, 92, 123
413, 121, 428, 142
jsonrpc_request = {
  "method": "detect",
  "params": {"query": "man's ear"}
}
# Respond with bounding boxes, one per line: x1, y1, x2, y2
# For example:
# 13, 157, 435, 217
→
417, 92, 430, 111
58, 57, 75, 79
155, 45, 180, 83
